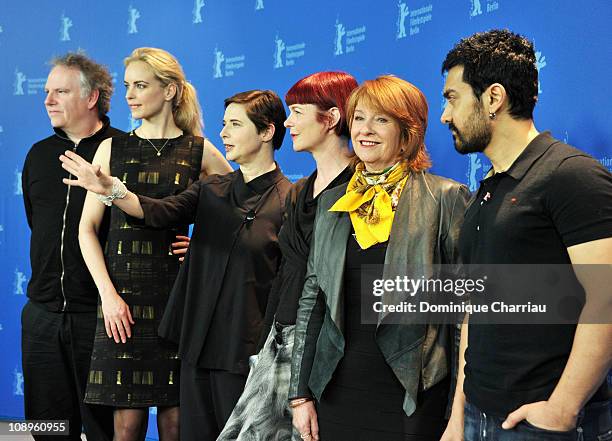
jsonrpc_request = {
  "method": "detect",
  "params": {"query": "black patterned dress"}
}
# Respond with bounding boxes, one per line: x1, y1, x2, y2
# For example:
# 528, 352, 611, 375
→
84, 131, 203, 408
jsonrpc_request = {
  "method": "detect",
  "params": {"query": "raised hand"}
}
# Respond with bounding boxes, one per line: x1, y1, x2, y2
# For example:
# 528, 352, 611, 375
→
60, 150, 114, 195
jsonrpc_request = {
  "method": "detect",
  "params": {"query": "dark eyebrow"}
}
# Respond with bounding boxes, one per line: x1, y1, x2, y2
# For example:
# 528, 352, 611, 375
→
443, 89, 457, 99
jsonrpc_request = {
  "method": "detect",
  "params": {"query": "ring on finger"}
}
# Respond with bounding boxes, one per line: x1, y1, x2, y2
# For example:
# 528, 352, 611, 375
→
300, 433, 311, 440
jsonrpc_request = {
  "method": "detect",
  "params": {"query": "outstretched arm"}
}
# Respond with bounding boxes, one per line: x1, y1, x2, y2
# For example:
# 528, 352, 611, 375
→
61, 144, 200, 227
60, 143, 144, 218
199, 138, 233, 180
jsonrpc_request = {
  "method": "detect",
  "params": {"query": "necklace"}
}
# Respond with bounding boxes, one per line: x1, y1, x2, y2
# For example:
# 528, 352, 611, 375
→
135, 131, 171, 156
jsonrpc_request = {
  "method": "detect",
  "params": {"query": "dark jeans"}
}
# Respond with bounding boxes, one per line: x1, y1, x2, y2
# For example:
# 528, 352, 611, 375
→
465, 400, 612, 441
21, 301, 114, 441
179, 363, 247, 441
580, 399, 612, 441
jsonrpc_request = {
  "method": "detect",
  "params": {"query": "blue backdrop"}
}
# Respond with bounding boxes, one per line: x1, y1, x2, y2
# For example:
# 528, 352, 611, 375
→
2, 0, 611, 438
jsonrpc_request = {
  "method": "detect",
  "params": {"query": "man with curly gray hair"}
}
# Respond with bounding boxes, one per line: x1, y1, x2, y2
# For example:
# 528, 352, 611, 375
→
21, 52, 123, 441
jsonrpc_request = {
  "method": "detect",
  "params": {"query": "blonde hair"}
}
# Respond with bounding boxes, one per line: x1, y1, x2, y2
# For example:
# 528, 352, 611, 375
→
125, 47, 203, 136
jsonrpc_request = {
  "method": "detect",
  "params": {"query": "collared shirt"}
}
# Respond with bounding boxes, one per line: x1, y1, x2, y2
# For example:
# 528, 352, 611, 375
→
459, 131, 612, 416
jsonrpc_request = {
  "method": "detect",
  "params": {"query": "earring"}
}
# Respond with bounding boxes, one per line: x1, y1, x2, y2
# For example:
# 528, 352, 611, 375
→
489, 112, 497, 120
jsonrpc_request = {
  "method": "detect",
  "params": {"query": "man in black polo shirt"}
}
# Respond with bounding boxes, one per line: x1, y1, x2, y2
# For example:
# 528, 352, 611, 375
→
22, 53, 122, 440
439, 30, 612, 441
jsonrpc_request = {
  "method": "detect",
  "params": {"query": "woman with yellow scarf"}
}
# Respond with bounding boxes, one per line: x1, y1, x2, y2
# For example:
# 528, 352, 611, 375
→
290, 75, 470, 441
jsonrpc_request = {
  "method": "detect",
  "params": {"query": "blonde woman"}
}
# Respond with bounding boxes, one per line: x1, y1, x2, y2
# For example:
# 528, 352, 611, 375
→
78, 47, 231, 441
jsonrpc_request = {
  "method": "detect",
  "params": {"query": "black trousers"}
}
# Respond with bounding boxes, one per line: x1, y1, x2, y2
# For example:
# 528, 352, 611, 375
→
21, 301, 114, 441
180, 363, 247, 441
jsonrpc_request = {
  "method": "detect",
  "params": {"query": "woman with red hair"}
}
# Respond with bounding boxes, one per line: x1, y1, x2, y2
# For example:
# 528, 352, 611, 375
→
217, 71, 358, 440
290, 75, 470, 440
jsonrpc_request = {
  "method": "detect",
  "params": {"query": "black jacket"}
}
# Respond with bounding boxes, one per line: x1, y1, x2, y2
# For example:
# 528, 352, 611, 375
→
290, 172, 470, 416
22, 116, 123, 312
136, 167, 291, 374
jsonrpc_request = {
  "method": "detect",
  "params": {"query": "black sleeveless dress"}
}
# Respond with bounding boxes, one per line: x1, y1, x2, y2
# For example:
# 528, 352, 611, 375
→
84, 131, 203, 408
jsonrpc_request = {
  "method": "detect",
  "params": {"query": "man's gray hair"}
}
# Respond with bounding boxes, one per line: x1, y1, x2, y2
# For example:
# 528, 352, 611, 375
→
51, 52, 113, 118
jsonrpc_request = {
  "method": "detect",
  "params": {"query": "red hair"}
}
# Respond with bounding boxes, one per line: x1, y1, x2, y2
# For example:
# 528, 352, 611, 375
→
285, 71, 358, 138
346, 75, 431, 172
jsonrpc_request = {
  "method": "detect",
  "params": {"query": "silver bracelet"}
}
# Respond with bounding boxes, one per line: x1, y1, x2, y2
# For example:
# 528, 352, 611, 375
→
96, 177, 128, 206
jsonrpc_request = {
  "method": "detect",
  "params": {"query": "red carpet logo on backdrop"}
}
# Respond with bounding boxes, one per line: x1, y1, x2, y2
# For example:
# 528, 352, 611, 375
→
333, 17, 366, 55
13, 69, 26, 96
14, 171, 23, 196
59, 13, 72, 42
193, 0, 205, 24
213, 46, 246, 79
535, 49, 547, 93
13, 69, 47, 96
214, 47, 225, 78
127, 5, 140, 35
470, 0, 499, 17
13, 369, 23, 397
397, 2, 433, 37
466, 153, 487, 192
441, 71, 448, 111
273, 34, 306, 69
397, 1, 410, 38
14, 269, 27, 297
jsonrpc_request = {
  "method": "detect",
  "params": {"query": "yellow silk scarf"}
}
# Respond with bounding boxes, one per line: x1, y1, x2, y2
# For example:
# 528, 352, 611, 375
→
329, 162, 409, 249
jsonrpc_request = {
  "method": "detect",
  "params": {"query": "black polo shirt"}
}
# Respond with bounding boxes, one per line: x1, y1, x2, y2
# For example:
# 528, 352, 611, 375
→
459, 131, 612, 416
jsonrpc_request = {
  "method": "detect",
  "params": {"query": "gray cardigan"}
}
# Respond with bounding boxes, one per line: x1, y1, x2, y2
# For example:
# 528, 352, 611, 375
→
289, 171, 470, 416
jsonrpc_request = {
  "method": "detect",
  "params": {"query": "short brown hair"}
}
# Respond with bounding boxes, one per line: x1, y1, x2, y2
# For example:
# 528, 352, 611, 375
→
51, 52, 113, 119
346, 75, 431, 172
224, 90, 287, 150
